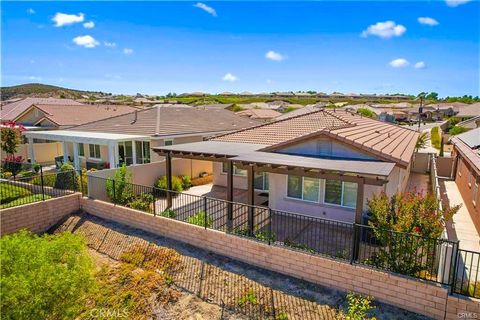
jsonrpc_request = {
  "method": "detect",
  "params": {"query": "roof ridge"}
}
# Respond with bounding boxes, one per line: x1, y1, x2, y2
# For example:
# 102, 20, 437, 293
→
67, 106, 154, 130
212, 108, 336, 141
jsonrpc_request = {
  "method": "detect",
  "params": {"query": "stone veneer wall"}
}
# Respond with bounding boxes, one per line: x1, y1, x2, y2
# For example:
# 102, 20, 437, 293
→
0, 193, 81, 235
80, 197, 480, 320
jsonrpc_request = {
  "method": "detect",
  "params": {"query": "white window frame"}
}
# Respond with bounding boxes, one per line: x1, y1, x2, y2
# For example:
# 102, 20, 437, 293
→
88, 144, 101, 160
285, 175, 320, 203
135, 140, 151, 164
78, 143, 85, 158
254, 172, 269, 192
324, 179, 357, 209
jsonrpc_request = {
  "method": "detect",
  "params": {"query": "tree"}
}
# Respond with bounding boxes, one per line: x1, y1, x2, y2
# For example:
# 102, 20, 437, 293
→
1, 121, 23, 156
106, 164, 133, 205
357, 108, 376, 119
415, 132, 428, 151
425, 92, 439, 100
1, 230, 95, 320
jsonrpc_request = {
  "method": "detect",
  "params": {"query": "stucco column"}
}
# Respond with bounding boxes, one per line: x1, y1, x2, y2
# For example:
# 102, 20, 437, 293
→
132, 141, 137, 165
27, 137, 35, 163
352, 177, 365, 262
226, 160, 234, 230
62, 141, 68, 163
108, 143, 116, 168
247, 165, 255, 235
166, 152, 172, 208
72, 142, 80, 170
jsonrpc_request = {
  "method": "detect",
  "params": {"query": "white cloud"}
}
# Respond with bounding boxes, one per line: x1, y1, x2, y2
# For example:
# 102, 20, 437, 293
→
27, 8, 35, 14
52, 12, 85, 27
83, 21, 95, 29
265, 50, 286, 61
28, 76, 42, 81
414, 61, 426, 69
222, 73, 237, 82
389, 58, 410, 68
72, 35, 99, 48
123, 48, 133, 55
193, 3, 217, 16
104, 41, 117, 48
418, 17, 439, 26
445, 0, 471, 7
361, 21, 406, 39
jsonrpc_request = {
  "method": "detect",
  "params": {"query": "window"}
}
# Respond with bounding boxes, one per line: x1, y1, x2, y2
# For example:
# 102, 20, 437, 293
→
164, 139, 173, 146
89, 144, 101, 159
135, 141, 151, 164
473, 176, 479, 207
118, 141, 133, 166
221, 163, 247, 176
287, 175, 320, 202
254, 172, 269, 191
324, 179, 358, 208
79, 143, 85, 157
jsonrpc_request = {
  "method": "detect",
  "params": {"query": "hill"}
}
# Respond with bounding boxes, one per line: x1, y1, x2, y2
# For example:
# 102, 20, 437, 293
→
0, 83, 107, 101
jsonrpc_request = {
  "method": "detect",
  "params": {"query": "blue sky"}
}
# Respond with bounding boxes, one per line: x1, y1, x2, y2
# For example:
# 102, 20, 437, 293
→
2, 1, 479, 96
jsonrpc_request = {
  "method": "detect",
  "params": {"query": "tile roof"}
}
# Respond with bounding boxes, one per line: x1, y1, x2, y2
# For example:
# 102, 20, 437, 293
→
236, 108, 282, 120
451, 129, 480, 174
455, 103, 480, 118
1, 97, 84, 121
33, 104, 139, 127
69, 104, 262, 137
213, 109, 419, 167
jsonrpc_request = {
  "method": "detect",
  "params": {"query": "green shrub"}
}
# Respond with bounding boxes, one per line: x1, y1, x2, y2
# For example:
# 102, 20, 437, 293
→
18, 170, 35, 178
181, 175, 192, 189
238, 289, 258, 306
106, 164, 133, 205
234, 227, 276, 243
284, 238, 315, 253
449, 125, 469, 136
357, 108, 376, 118
33, 163, 41, 173
187, 210, 212, 227
161, 208, 177, 219
155, 175, 183, 192
430, 127, 441, 149
0, 183, 32, 203
54, 163, 77, 190
0, 230, 95, 320
340, 292, 376, 320
128, 193, 154, 212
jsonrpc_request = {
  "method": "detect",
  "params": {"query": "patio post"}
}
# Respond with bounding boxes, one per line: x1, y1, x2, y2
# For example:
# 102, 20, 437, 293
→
27, 137, 35, 163
226, 160, 234, 230
352, 177, 365, 261
62, 141, 68, 163
247, 165, 255, 235
72, 142, 80, 170
166, 152, 173, 208
108, 143, 116, 168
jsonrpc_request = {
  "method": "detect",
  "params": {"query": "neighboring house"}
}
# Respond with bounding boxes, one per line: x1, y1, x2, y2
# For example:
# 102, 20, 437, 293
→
235, 109, 282, 122
457, 116, 480, 130
455, 103, 480, 120
1, 97, 84, 122
153, 109, 418, 223
450, 128, 480, 234
24, 105, 261, 170
13, 104, 138, 129
275, 104, 325, 120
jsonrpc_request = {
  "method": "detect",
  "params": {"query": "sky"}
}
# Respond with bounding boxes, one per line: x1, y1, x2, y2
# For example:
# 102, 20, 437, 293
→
1, 1, 479, 97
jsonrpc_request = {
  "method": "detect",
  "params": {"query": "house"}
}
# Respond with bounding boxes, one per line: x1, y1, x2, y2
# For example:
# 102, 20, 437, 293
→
23, 105, 261, 169
1, 97, 84, 122
235, 109, 282, 122
455, 103, 480, 120
450, 128, 480, 234
153, 109, 418, 223
457, 116, 480, 130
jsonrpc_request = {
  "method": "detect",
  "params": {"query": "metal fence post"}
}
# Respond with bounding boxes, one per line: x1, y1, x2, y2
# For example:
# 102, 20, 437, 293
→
153, 190, 157, 217
203, 197, 208, 230
72, 170, 77, 192
449, 241, 460, 293
40, 166, 45, 201
79, 169, 84, 196
350, 224, 360, 264
268, 208, 273, 245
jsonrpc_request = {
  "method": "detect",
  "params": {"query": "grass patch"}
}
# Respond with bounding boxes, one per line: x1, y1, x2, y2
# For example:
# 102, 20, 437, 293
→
430, 127, 441, 149
0, 194, 51, 209
0, 183, 32, 203
187, 211, 213, 227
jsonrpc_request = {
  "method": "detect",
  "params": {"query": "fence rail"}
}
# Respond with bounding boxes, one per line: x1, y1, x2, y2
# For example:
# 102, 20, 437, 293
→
85, 175, 475, 292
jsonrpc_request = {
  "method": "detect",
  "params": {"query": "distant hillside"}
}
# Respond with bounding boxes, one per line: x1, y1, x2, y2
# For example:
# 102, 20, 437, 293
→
0, 83, 106, 101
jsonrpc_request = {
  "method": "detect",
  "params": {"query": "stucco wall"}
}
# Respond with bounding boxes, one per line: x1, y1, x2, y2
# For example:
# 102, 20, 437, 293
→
212, 161, 248, 190
150, 135, 205, 163
17, 142, 63, 164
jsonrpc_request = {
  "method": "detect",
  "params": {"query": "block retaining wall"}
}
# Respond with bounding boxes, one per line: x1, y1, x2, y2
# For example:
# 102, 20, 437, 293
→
80, 197, 480, 320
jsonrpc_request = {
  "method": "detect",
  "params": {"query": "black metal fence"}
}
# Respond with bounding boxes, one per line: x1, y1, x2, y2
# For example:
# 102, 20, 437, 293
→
85, 175, 478, 293
452, 249, 480, 298
0, 169, 85, 209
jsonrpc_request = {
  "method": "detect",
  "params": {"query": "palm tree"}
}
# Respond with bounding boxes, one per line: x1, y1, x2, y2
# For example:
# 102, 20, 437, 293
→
416, 132, 428, 151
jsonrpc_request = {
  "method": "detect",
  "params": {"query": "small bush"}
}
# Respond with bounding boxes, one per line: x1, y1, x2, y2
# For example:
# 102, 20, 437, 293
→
284, 238, 315, 253
357, 108, 376, 118
181, 175, 192, 189
187, 210, 212, 227
238, 289, 258, 307
430, 127, 441, 149
340, 292, 376, 320
449, 125, 469, 136
128, 193, 154, 212
191, 175, 213, 186
106, 164, 133, 205
31, 173, 56, 187
155, 175, 183, 192
161, 209, 177, 219
33, 163, 41, 173
54, 163, 77, 190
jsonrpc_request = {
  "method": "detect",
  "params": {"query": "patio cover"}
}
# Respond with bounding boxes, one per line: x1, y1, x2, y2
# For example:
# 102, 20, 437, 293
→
153, 141, 268, 157
24, 130, 149, 144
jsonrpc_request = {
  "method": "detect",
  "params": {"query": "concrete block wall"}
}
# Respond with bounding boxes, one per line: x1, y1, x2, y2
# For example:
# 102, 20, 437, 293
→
0, 193, 81, 235
80, 197, 480, 319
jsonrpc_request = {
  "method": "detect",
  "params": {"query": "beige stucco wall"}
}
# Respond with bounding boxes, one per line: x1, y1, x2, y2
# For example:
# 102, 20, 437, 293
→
212, 162, 248, 189
17, 142, 63, 164
150, 135, 205, 163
